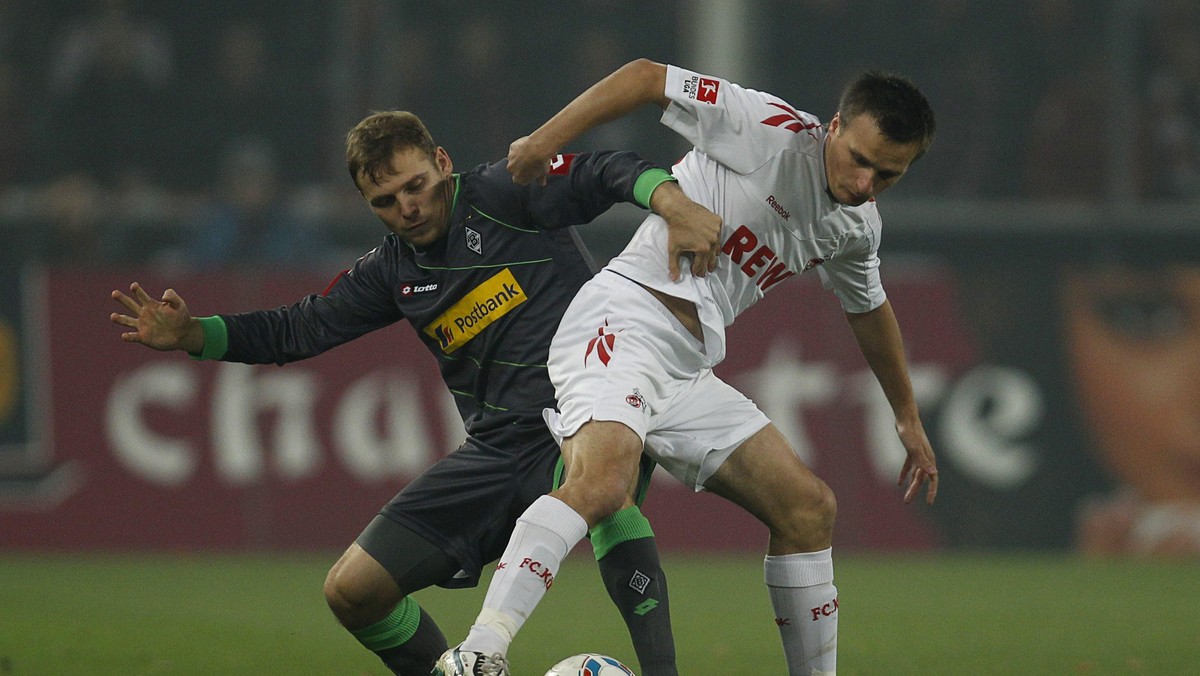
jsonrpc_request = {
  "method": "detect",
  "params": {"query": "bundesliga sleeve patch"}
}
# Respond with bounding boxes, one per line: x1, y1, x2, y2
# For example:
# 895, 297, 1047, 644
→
682, 74, 721, 104
423, 267, 527, 353
548, 154, 576, 175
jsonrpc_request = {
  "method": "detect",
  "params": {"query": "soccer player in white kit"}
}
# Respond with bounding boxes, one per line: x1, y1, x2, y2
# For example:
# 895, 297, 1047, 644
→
437, 59, 939, 676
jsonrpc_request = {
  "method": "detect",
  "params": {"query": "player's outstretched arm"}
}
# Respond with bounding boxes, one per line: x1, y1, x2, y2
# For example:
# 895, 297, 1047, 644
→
649, 180, 722, 280
508, 58, 670, 185
110, 282, 205, 354
844, 300, 939, 505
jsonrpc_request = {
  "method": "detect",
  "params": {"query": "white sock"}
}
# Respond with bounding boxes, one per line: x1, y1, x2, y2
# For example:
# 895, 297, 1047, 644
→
764, 548, 838, 675
461, 495, 588, 656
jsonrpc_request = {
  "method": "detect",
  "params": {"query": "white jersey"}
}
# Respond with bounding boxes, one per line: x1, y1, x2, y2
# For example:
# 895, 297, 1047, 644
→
605, 65, 887, 366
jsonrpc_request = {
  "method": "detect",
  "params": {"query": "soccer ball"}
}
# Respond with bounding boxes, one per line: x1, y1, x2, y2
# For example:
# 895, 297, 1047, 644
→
543, 653, 636, 676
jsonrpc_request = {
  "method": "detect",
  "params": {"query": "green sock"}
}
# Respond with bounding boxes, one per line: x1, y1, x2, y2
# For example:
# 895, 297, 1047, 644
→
592, 506, 678, 676
351, 598, 447, 675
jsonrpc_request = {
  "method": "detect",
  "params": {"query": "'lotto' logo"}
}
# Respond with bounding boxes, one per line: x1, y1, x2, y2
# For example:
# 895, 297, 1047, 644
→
401, 282, 438, 296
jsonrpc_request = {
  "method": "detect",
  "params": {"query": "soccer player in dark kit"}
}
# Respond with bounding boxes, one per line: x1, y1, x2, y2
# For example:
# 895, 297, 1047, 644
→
110, 110, 722, 675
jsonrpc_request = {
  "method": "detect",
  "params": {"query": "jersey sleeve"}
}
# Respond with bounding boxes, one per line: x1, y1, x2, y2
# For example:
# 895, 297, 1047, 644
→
216, 242, 404, 365
472, 151, 669, 230
660, 64, 821, 175
816, 238, 887, 314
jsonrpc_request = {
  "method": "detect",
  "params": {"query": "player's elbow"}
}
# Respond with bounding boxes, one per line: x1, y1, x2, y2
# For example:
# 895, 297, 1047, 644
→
624, 57, 663, 74
621, 58, 670, 109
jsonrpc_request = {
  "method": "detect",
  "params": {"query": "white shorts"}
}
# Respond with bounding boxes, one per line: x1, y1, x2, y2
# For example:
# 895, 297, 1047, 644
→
544, 271, 770, 491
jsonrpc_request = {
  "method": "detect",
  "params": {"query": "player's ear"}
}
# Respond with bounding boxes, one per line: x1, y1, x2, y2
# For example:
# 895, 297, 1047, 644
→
828, 112, 842, 136
435, 147, 453, 175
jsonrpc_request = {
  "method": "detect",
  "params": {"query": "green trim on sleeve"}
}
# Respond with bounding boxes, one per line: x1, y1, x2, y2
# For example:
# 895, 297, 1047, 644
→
191, 316, 229, 361
633, 168, 678, 210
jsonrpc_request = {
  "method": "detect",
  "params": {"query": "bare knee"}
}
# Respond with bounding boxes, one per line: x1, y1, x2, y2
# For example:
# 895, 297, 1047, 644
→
556, 472, 632, 525
324, 546, 402, 630
773, 477, 837, 552
324, 561, 370, 625
807, 479, 838, 537
705, 425, 838, 554
555, 421, 644, 527
323, 562, 357, 618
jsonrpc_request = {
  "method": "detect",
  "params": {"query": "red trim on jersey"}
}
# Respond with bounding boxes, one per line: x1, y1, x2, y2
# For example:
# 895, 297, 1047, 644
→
761, 102, 821, 134
548, 154, 576, 175
322, 270, 349, 296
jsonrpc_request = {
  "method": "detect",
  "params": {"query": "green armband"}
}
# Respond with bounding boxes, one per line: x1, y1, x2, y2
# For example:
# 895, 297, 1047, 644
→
190, 316, 229, 361
633, 168, 677, 210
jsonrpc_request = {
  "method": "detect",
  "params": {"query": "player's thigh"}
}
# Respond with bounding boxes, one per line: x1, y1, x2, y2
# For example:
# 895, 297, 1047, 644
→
703, 423, 835, 533
347, 514, 462, 598
547, 272, 708, 446
557, 420, 647, 525
645, 369, 771, 490
377, 424, 559, 588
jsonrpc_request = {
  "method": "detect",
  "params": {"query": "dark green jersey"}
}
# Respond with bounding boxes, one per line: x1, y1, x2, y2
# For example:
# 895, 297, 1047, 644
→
205, 151, 671, 434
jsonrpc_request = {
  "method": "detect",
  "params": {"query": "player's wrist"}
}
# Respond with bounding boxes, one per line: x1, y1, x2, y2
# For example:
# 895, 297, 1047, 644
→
527, 127, 564, 162
189, 316, 228, 360
640, 170, 681, 212
893, 407, 924, 432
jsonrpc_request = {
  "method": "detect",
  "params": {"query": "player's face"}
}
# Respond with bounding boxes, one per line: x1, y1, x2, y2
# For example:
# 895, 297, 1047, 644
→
1063, 266, 1200, 501
358, 146, 454, 248
823, 112, 921, 206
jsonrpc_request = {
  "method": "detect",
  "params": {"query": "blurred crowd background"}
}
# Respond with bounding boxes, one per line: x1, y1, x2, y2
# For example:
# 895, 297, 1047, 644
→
2, 0, 1199, 269
4, 1, 1200, 557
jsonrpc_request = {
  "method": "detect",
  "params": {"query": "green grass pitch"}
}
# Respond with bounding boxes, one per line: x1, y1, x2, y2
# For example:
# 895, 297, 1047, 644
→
1, 552, 1196, 674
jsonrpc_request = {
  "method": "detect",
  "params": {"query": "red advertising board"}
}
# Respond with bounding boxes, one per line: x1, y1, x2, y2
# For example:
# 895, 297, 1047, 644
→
1, 263, 980, 552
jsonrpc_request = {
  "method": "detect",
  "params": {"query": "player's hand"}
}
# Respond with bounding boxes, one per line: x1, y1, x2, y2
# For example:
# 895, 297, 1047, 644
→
895, 415, 938, 505
651, 181, 722, 280
110, 282, 203, 353
507, 134, 556, 186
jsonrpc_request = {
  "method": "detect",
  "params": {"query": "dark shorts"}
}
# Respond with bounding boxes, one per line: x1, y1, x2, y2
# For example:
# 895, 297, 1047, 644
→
358, 417, 559, 590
